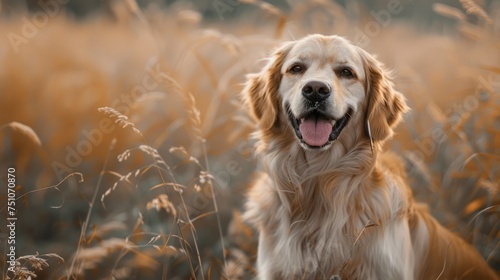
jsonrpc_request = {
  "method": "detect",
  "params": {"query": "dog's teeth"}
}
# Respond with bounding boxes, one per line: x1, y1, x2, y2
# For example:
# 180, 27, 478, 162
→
300, 118, 305, 123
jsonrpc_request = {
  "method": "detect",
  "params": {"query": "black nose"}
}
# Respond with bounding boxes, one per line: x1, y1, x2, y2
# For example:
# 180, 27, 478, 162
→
302, 81, 331, 102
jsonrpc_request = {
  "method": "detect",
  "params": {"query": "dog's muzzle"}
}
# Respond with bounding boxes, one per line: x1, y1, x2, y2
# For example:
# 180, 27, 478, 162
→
287, 105, 352, 149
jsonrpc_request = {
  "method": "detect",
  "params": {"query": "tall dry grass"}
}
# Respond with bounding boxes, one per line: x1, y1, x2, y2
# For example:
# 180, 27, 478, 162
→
0, 0, 498, 279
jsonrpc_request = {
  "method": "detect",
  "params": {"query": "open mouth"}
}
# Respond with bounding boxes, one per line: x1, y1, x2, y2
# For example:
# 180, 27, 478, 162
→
288, 105, 353, 149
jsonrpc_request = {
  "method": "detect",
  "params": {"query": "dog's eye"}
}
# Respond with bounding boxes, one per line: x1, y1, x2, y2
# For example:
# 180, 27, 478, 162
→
338, 68, 355, 79
289, 64, 305, 74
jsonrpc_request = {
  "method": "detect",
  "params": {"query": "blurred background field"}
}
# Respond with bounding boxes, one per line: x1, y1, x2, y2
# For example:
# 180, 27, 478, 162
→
0, 0, 499, 279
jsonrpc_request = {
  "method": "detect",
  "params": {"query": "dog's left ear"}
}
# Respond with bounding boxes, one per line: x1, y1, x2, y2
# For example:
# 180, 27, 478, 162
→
360, 50, 408, 143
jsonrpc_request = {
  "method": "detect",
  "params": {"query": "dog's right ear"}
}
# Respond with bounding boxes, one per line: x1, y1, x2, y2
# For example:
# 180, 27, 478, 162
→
243, 42, 294, 131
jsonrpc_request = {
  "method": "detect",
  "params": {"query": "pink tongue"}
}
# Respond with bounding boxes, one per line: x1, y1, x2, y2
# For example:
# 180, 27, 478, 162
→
299, 118, 333, 147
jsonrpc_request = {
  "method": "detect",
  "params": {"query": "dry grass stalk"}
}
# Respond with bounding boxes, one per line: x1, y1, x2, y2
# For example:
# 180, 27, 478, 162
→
146, 194, 177, 217
7, 253, 64, 280
157, 62, 229, 274
68, 139, 116, 279
72, 238, 131, 275
459, 0, 493, 24
1, 121, 42, 146
98, 107, 141, 134
433, 3, 467, 21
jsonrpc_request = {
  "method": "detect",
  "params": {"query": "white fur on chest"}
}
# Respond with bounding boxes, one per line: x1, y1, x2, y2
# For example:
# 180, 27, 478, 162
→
266, 206, 356, 277
245, 172, 414, 279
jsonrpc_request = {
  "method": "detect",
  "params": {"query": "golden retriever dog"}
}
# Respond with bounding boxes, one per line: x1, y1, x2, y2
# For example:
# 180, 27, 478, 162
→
242, 34, 498, 280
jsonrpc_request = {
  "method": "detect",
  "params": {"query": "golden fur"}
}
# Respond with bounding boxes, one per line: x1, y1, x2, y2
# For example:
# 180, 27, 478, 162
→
242, 34, 498, 280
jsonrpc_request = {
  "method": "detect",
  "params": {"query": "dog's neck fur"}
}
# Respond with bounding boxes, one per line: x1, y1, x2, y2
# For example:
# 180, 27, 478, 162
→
263, 132, 390, 219
261, 118, 384, 209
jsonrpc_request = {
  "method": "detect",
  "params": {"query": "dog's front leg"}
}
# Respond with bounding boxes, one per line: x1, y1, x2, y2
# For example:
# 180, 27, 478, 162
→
370, 218, 415, 280
256, 231, 277, 280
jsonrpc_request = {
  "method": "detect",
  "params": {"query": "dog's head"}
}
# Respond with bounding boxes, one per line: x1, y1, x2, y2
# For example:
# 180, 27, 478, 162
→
244, 34, 407, 152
